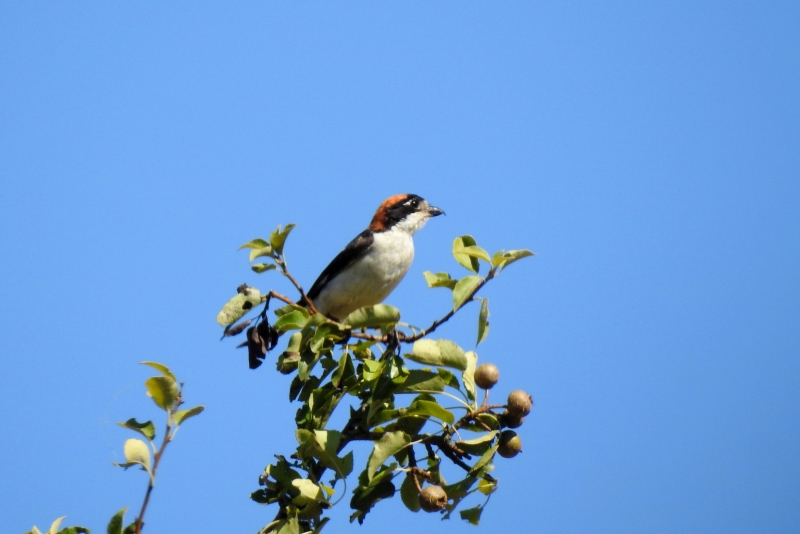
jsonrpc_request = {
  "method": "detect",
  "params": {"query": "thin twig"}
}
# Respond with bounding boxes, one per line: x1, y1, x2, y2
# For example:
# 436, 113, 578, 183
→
268, 290, 296, 307
134, 420, 173, 533
276, 256, 319, 315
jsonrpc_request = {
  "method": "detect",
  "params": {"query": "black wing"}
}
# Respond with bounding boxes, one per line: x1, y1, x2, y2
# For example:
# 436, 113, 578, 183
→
306, 230, 375, 300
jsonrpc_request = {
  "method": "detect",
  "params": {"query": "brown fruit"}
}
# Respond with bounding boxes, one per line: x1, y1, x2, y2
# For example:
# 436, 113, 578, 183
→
501, 410, 525, 429
418, 485, 448, 512
474, 363, 500, 390
507, 390, 533, 417
497, 430, 522, 458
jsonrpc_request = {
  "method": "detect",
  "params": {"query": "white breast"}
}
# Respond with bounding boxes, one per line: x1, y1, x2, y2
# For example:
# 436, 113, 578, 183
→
313, 228, 415, 320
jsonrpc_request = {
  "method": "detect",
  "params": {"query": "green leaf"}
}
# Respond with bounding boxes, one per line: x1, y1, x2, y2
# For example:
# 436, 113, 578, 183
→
367, 431, 411, 480
251, 263, 277, 273
459, 505, 483, 525
453, 275, 482, 311
422, 271, 458, 290
249, 246, 273, 262
396, 369, 445, 394
492, 248, 535, 272
139, 361, 176, 381
274, 309, 310, 332
407, 339, 467, 371
469, 443, 498, 475
362, 359, 385, 382
438, 368, 461, 390
239, 238, 269, 250
144, 376, 179, 411
400, 474, 421, 512
107, 508, 127, 534
59, 528, 91, 534
462, 351, 478, 403
291, 479, 326, 506
174, 405, 204, 426
350, 465, 397, 523
275, 515, 301, 534
270, 223, 297, 255
477, 297, 489, 345
453, 235, 480, 272
342, 304, 400, 328
117, 418, 156, 441
46, 516, 65, 534
295, 430, 353, 478
123, 438, 151, 471
456, 430, 497, 455
459, 245, 491, 263
216, 287, 262, 326
407, 399, 455, 425
478, 476, 497, 495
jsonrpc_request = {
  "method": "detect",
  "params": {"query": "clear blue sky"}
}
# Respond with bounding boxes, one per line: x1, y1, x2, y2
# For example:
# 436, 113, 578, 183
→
2, 3, 798, 533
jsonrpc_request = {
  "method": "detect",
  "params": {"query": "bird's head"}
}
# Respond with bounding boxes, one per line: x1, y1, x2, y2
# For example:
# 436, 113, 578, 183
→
368, 194, 444, 234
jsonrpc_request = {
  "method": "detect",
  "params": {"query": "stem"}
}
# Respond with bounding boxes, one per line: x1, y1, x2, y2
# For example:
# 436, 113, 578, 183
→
134, 419, 173, 534
268, 290, 296, 307
276, 256, 319, 315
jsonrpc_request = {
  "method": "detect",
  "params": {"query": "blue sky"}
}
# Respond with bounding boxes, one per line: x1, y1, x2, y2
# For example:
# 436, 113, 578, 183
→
1, 2, 798, 533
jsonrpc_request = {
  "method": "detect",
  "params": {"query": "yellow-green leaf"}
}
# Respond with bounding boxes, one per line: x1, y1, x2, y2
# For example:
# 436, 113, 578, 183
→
175, 405, 204, 426
367, 431, 411, 480
422, 271, 457, 289
270, 223, 297, 255
249, 246, 273, 262
144, 376, 179, 411
117, 418, 156, 441
274, 309, 310, 332
124, 439, 151, 471
453, 235, 480, 272
251, 263, 276, 273
477, 297, 489, 345
342, 304, 400, 328
238, 238, 269, 250
407, 339, 468, 371
291, 478, 326, 506
47, 516, 66, 534
139, 361, 176, 381
453, 275, 482, 311
462, 350, 477, 403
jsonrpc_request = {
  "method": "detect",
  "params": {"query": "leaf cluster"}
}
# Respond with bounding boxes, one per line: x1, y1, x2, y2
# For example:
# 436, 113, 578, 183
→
219, 229, 534, 533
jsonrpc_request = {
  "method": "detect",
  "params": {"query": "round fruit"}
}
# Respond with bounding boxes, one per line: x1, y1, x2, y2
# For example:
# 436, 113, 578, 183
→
474, 363, 500, 389
507, 390, 533, 417
501, 410, 525, 429
497, 430, 522, 458
418, 485, 448, 512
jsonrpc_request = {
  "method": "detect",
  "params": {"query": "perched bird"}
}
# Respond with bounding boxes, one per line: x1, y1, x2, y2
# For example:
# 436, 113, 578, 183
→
306, 194, 444, 320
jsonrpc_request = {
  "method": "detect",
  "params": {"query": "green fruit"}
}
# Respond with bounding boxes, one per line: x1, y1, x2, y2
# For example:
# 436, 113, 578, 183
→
497, 430, 522, 458
474, 363, 500, 390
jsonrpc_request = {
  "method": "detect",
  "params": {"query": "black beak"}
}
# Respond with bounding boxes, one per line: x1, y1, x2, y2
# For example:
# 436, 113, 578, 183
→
427, 205, 445, 217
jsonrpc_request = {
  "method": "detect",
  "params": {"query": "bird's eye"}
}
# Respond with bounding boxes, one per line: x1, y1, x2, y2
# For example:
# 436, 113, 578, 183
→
409, 198, 419, 208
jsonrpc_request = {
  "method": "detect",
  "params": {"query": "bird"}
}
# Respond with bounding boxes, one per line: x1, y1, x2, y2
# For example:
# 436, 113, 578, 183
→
306, 194, 444, 321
